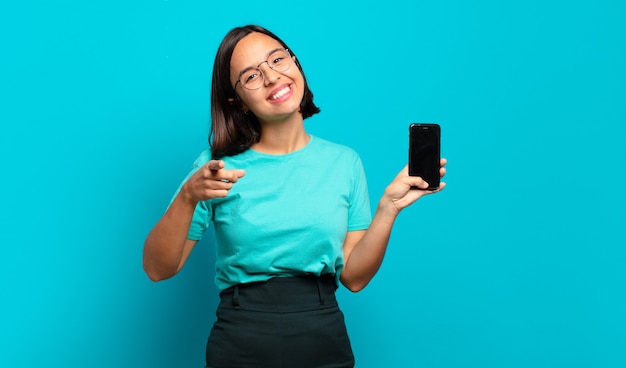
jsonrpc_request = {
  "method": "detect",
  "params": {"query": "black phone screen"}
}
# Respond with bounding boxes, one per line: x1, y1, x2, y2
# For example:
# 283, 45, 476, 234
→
409, 123, 441, 190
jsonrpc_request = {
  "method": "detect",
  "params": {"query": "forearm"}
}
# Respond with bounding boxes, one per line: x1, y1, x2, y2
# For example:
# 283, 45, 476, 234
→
341, 201, 399, 292
143, 193, 198, 281
142, 160, 245, 281
341, 161, 446, 291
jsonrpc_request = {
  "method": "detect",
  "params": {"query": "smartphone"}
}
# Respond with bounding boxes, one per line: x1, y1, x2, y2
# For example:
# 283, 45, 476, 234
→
409, 123, 441, 190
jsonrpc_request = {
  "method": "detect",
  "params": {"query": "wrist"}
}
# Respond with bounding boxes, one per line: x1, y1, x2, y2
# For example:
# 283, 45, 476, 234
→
376, 197, 401, 221
178, 183, 200, 207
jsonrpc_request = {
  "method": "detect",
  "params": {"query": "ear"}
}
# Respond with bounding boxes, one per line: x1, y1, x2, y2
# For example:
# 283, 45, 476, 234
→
227, 97, 235, 104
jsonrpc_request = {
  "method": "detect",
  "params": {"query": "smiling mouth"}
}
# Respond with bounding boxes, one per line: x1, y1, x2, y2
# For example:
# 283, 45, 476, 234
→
268, 84, 292, 101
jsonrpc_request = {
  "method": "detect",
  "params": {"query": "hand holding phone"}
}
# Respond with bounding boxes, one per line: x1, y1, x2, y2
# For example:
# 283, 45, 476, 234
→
409, 123, 441, 190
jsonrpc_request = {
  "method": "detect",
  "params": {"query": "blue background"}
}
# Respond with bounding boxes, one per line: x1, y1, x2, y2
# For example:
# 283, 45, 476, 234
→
2, 0, 625, 367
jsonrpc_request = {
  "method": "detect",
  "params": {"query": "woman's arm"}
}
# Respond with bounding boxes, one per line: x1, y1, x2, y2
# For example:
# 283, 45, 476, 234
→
340, 159, 447, 292
142, 160, 245, 281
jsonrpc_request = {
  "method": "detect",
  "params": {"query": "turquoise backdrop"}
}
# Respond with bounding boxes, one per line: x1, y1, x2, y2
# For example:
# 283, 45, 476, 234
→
2, 0, 625, 367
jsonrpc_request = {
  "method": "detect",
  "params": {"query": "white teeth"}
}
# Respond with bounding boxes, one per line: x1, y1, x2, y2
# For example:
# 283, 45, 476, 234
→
270, 86, 290, 100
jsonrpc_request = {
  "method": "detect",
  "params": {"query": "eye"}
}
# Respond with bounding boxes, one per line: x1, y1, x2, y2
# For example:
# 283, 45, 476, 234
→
271, 56, 285, 65
242, 70, 261, 83
269, 50, 290, 68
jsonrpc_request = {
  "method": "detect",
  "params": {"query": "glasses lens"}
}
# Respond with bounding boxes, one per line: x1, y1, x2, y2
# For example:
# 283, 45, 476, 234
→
268, 49, 291, 72
241, 68, 263, 89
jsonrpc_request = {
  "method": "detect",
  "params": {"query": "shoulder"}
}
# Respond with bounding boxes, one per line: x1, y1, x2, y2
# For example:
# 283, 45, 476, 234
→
191, 148, 212, 169
309, 135, 361, 162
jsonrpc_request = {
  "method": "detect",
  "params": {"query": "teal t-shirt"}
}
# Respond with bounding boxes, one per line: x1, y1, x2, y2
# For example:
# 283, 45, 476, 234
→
174, 135, 372, 290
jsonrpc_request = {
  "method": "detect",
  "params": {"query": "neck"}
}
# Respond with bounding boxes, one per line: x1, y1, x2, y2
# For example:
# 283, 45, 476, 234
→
253, 114, 309, 154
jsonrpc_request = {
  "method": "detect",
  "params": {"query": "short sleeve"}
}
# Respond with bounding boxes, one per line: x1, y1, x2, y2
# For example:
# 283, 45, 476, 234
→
347, 154, 372, 231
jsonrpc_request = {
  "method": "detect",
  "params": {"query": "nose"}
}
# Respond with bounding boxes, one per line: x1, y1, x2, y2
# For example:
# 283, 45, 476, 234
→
259, 63, 281, 86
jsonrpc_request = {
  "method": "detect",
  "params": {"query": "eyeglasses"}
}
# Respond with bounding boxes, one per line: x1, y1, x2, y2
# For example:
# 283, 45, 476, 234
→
234, 49, 292, 90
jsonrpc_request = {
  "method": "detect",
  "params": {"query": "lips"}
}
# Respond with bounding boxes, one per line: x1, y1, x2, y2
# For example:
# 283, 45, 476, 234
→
267, 83, 293, 102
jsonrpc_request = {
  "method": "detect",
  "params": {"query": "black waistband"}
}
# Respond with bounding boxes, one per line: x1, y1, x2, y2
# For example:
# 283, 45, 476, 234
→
218, 274, 338, 312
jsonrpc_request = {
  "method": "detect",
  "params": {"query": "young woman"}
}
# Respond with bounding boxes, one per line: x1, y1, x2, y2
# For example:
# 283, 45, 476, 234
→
143, 25, 446, 368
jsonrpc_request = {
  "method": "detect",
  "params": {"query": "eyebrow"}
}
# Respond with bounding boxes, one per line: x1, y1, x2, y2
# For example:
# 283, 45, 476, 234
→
237, 47, 285, 78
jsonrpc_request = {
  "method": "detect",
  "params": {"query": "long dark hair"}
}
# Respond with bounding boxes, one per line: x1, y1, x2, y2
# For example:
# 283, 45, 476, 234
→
209, 25, 320, 159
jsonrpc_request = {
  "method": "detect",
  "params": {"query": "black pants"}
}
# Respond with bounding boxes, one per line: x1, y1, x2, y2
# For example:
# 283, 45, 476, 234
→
205, 274, 355, 368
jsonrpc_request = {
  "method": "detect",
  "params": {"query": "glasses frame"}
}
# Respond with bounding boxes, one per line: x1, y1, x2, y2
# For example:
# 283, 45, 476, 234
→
234, 48, 292, 90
